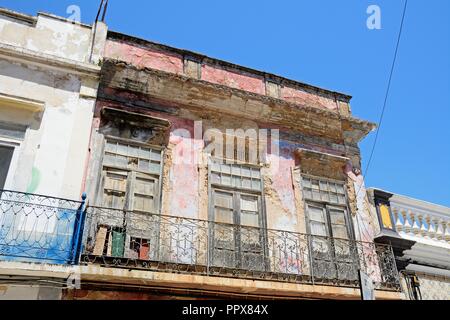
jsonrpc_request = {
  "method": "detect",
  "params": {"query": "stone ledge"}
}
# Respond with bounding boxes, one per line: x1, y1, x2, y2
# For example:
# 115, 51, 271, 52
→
0, 261, 402, 300
0, 42, 101, 78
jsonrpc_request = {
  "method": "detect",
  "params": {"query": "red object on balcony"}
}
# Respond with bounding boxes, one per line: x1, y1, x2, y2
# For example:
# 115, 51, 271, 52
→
139, 240, 150, 260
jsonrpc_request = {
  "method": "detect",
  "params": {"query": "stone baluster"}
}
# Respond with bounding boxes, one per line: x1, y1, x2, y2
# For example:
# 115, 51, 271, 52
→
444, 220, 450, 242
435, 218, 444, 241
427, 215, 436, 239
393, 208, 404, 231
403, 210, 412, 234
420, 214, 429, 237
412, 212, 421, 235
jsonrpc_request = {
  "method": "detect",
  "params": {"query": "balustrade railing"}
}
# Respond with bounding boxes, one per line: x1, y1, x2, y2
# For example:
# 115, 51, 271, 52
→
0, 191, 401, 290
81, 206, 401, 290
0, 190, 86, 264
391, 205, 450, 242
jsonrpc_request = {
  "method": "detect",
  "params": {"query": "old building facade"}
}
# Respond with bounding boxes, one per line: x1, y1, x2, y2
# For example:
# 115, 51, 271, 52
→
0, 8, 404, 300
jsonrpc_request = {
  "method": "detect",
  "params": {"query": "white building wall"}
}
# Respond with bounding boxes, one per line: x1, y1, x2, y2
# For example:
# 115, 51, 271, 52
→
0, 9, 107, 200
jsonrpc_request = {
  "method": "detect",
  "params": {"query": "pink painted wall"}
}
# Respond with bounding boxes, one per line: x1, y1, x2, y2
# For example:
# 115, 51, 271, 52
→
201, 64, 265, 95
105, 40, 184, 75
268, 144, 298, 232
281, 86, 338, 111
168, 119, 201, 220
104, 38, 346, 113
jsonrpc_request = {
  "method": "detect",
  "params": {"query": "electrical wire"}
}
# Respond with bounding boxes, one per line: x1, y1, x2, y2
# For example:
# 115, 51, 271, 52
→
355, 0, 409, 199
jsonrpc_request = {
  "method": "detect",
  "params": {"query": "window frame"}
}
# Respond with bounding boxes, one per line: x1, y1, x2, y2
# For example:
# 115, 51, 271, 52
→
92, 136, 166, 259
301, 174, 355, 241
0, 137, 22, 191
207, 158, 268, 270
301, 174, 361, 281
97, 135, 165, 214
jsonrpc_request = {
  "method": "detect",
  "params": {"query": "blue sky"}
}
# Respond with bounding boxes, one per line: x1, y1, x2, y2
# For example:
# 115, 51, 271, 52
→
1, 0, 449, 207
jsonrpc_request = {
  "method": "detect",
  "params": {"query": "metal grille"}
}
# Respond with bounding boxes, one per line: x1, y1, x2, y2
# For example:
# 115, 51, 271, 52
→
0, 190, 85, 264
81, 207, 401, 291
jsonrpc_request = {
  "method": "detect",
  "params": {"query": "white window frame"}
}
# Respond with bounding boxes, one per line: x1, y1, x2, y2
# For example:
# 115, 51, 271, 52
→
0, 137, 22, 191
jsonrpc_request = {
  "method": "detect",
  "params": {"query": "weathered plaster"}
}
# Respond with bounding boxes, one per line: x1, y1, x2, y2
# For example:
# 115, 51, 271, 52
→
0, 9, 106, 200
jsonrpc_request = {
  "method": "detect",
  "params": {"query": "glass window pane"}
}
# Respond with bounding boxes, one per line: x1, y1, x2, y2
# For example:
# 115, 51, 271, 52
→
215, 208, 233, 224
308, 206, 325, 222
129, 145, 140, 157
138, 159, 150, 171
242, 178, 251, 189
221, 174, 231, 186
221, 164, 231, 174
211, 162, 221, 172
241, 167, 251, 177
232, 166, 241, 175
117, 143, 128, 156
332, 225, 349, 239
149, 162, 161, 173
0, 146, 13, 189
135, 178, 154, 195
241, 212, 259, 227
105, 173, 127, 192
115, 155, 128, 167
303, 189, 312, 199
329, 193, 338, 203
312, 190, 321, 201
240, 196, 258, 212
303, 178, 311, 188
134, 195, 154, 212
330, 209, 346, 225
311, 180, 320, 190
321, 191, 330, 202
150, 150, 161, 161
103, 153, 115, 166
105, 142, 117, 153
310, 221, 327, 237
211, 172, 220, 184
104, 191, 126, 209
251, 180, 261, 190
232, 176, 242, 188
214, 192, 233, 208
329, 183, 337, 193
139, 148, 151, 159
251, 169, 260, 178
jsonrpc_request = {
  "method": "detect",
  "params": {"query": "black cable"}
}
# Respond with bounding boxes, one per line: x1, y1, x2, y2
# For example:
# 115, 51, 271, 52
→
355, 0, 409, 199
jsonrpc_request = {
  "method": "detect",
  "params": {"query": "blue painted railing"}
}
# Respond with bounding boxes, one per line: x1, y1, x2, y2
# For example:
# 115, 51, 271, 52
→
0, 190, 87, 265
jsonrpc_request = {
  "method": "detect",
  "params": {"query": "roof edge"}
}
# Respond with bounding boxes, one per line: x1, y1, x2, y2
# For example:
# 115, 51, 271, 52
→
107, 30, 353, 102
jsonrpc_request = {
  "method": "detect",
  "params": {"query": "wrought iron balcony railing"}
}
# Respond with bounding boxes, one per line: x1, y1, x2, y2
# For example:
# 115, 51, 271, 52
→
0, 191, 400, 290
0, 190, 86, 264
81, 206, 401, 291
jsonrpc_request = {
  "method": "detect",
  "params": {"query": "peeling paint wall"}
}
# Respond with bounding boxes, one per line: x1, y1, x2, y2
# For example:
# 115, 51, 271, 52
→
281, 86, 338, 111
0, 13, 92, 63
84, 32, 383, 290
105, 40, 184, 74
104, 36, 351, 114
0, 10, 106, 200
201, 64, 265, 95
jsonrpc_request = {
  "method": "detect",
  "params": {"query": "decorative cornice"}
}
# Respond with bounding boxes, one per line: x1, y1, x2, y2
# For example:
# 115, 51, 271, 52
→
0, 43, 101, 78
